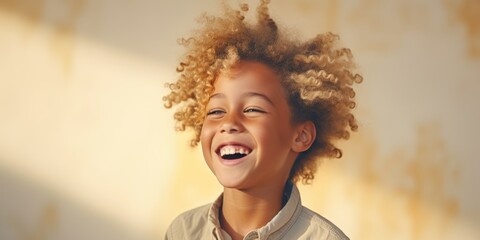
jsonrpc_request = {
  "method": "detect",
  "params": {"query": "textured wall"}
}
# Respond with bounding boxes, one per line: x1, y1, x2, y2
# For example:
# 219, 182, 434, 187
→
0, 0, 479, 239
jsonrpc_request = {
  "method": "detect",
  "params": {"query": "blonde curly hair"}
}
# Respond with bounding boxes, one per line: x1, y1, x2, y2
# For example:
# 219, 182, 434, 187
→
163, 0, 363, 184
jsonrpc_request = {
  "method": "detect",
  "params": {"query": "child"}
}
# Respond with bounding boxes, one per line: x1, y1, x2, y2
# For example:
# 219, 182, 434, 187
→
163, 1, 362, 239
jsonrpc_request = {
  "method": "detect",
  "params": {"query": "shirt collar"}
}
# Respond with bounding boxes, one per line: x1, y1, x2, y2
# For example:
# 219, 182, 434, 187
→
207, 182, 302, 240
207, 193, 225, 239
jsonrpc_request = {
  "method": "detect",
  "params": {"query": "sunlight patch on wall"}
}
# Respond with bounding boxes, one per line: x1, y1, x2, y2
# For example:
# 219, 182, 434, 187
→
0, 9, 176, 237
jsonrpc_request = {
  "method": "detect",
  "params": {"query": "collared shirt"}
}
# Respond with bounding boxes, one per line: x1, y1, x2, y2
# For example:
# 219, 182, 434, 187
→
165, 185, 349, 240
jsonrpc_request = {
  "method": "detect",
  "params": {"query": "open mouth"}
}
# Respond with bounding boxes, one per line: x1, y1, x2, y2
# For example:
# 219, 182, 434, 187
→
217, 145, 251, 160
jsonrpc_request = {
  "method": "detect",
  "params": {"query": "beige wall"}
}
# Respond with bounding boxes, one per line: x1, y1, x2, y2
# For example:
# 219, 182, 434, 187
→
0, 0, 479, 239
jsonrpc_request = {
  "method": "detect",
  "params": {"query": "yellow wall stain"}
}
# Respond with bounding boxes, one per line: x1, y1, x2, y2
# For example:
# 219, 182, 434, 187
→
351, 124, 458, 239
403, 125, 458, 239
347, 0, 480, 58
346, 0, 401, 53
300, 123, 459, 239
324, 0, 339, 32
11, 203, 58, 240
0, 0, 86, 73
0, 0, 46, 35
49, 0, 86, 74
445, 0, 480, 58
296, 0, 339, 31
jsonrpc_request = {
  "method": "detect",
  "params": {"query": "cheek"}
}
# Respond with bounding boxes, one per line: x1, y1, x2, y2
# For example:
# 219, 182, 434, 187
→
280, 120, 296, 140
200, 123, 217, 174
200, 128, 209, 149
250, 120, 281, 146
200, 122, 215, 153
267, 117, 292, 138
263, 119, 295, 149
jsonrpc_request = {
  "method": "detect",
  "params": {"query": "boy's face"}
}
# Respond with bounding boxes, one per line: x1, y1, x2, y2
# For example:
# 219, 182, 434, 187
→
200, 61, 300, 190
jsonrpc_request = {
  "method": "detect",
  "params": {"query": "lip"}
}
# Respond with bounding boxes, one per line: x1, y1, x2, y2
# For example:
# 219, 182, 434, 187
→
214, 142, 253, 166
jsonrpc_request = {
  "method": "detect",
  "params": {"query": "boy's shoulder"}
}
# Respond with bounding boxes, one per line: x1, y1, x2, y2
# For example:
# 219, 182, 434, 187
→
291, 205, 349, 240
173, 203, 211, 223
165, 204, 212, 239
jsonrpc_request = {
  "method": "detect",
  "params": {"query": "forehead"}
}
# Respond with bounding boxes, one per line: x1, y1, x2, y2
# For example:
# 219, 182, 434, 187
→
213, 61, 284, 94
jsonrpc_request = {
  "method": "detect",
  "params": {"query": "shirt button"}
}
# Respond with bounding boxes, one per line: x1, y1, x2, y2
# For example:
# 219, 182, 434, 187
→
245, 231, 259, 240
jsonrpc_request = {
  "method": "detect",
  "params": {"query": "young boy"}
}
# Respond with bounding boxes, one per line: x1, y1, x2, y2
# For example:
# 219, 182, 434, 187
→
163, 1, 362, 239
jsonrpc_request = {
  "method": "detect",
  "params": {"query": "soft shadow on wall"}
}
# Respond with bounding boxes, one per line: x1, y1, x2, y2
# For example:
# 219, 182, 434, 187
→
0, 167, 145, 240
0, 0, 186, 239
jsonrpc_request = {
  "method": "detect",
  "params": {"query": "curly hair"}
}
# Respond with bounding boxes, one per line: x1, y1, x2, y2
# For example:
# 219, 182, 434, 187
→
163, 0, 363, 184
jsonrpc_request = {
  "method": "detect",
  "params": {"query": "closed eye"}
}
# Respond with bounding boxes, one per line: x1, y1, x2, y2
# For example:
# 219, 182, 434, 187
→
207, 109, 226, 115
244, 107, 267, 113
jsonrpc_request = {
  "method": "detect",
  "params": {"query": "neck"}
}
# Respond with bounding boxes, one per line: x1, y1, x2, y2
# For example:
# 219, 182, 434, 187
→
220, 183, 287, 240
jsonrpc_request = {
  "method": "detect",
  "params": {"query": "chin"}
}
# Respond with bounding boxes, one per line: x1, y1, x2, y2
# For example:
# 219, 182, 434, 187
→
215, 173, 250, 189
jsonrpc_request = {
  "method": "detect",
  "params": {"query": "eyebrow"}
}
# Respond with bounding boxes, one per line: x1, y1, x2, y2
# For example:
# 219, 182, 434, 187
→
209, 92, 275, 106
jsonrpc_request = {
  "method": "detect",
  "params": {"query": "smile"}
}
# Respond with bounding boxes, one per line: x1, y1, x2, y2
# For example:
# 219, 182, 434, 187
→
217, 145, 252, 160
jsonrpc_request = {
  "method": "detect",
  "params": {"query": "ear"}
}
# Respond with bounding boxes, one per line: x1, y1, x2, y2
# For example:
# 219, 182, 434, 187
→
292, 121, 316, 153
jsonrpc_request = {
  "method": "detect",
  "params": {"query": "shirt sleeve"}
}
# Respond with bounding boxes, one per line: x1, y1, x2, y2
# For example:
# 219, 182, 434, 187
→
164, 222, 174, 240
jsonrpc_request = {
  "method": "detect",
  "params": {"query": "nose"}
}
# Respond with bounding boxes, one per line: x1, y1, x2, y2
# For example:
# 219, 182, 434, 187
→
220, 111, 243, 134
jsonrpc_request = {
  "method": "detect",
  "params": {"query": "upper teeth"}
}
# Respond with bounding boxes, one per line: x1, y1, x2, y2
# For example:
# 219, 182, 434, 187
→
219, 145, 250, 157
